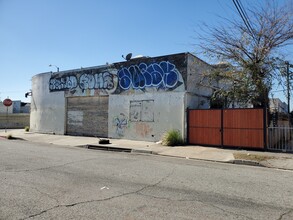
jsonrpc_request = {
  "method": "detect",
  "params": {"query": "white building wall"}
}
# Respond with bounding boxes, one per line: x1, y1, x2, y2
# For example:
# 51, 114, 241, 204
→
30, 72, 65, 134
109, 92, 185, 141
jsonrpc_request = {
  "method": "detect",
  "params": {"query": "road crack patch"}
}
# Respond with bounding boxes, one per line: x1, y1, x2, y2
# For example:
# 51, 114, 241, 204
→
21, 169, 175, 219
277, 208, 293, 220
64, 168, 175, 207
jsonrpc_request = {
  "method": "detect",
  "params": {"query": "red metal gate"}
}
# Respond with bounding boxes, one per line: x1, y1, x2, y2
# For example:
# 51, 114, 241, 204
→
188, 109, 222, 146
188, 108, 265, 149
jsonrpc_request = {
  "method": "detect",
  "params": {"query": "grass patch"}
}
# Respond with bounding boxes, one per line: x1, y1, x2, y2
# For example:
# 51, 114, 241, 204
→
234, 153, 275, 162
162, 129, 184, 146
24, 126, 30, 132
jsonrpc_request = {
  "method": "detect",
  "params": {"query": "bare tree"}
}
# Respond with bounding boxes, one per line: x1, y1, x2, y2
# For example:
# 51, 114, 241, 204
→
197, 0, 293, 108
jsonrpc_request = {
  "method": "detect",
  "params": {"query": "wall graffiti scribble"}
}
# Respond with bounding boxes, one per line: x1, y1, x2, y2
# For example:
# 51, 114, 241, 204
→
113, 113, 128, 136
117, 61, 180, 90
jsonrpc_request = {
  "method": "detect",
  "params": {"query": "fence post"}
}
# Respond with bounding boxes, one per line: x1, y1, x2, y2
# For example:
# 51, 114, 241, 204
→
263, 107, 267, 150
221, 108, 224, 148
186, 107, 189, 145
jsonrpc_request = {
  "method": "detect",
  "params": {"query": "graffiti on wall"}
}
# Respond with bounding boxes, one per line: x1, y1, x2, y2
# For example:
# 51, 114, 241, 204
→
49, 76, 78, 91
49, 61, 184, 94
79, 72, 114, 90
49, 71, 116, 92
113, 113, 128, 136
117, 61, 182, 90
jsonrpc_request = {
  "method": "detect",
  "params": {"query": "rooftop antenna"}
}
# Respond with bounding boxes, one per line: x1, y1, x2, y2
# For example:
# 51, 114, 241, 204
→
122, 53, 132, 61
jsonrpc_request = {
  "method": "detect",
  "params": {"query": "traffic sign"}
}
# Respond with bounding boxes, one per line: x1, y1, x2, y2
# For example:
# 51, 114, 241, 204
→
3, 98, 12, 107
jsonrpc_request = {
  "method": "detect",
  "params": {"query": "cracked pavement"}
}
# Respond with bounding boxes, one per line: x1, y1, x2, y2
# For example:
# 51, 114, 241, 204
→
1, 139, 293, 219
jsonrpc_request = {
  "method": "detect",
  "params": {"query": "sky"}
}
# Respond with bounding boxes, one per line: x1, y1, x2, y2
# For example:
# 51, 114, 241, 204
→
0, 0, 292, 105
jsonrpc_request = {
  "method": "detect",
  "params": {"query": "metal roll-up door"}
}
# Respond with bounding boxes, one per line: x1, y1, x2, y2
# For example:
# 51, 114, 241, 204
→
66, 96, 108, 137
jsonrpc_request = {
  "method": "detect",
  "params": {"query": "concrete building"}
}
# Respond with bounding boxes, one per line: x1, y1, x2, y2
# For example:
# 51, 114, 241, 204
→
269, 98, 288, 113
30, 52, 214, 141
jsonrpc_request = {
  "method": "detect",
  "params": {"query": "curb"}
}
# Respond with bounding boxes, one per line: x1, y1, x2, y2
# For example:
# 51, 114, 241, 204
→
131, 149, 153, 154
86, 144, 132, 152
86, 144, 154, 154
60, 144, 280, 169
231, 159, 265, 167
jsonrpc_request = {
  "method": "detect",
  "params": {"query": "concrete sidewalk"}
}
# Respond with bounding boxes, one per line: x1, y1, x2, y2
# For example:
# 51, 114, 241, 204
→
1, 129, 293, 171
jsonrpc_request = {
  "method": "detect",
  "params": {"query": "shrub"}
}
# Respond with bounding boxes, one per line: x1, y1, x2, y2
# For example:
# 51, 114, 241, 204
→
24, 126, 30, 132
162, 129, 184, 146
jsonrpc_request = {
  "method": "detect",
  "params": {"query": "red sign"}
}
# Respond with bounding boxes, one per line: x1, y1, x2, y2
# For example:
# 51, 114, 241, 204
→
3, 98, 12, 107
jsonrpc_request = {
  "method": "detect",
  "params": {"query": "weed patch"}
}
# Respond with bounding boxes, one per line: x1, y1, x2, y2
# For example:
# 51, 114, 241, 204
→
162, 129, 184, 146
234, 153, 275, 162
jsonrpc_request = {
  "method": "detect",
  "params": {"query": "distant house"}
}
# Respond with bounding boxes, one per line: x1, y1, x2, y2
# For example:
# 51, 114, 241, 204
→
13, 101, 31, 113
269, 98, 288, 113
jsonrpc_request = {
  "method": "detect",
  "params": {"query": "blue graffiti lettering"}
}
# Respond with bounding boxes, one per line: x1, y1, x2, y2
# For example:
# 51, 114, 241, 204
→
117, 61, 180, 90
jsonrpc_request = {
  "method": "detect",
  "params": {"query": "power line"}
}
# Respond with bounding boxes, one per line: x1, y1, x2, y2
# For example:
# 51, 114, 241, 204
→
237, 0, 254, 33
232, 0, 256, 43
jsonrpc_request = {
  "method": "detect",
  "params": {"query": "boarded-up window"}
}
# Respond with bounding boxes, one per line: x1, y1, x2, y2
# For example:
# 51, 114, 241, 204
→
130, 100, 154, 122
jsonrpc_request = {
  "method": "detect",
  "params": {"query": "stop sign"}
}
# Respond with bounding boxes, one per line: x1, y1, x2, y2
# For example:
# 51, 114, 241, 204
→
3, 98, 12, 107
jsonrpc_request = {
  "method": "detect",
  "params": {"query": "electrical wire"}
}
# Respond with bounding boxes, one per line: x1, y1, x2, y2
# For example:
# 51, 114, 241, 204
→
232, 0, 257, 43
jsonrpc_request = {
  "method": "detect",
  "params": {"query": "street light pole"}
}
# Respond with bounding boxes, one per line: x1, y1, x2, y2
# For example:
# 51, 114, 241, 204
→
49, 64, 59, 72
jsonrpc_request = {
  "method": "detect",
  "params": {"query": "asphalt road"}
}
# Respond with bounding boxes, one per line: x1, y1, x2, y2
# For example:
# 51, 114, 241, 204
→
0, 139, 293, 220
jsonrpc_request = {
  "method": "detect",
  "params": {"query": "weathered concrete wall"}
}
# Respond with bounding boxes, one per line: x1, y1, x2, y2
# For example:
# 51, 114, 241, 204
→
186, 54, 214, 109
30, 72, 66, 134
108, 92, 185, 141
0, 114, 30, 129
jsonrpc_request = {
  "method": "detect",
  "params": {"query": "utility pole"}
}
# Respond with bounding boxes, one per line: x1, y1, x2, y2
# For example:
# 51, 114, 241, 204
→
285, 61, 290, 115
285, 61, 293, 115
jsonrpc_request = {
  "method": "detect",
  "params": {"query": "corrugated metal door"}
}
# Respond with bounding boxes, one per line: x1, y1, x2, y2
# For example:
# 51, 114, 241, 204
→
66, 96, 108, 137
188, 109, 222, 146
